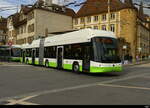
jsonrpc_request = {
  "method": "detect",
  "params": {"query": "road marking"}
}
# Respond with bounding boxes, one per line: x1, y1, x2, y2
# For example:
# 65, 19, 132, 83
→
96, 72, 150, 84
98, 84, 150, 91
141, 76, 150, 79
6, 95, 38, 105
1, 72, 150, 103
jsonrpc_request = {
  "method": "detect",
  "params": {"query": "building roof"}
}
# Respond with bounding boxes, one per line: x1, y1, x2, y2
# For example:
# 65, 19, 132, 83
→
20, 5, 32, 15
20, 4, 76, 17
75, 0, 137, 17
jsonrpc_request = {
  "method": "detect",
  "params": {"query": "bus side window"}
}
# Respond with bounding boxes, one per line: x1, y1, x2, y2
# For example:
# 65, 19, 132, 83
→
90, 46, 94, 61
44, 47, 50, 58
71, 44, 83, 60
36, 48, 39, 57
11, 49, 14, 57
64, 45, 70, 59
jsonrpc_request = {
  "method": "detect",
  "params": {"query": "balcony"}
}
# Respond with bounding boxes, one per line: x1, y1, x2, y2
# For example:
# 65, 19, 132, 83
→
14, 18, 27, 28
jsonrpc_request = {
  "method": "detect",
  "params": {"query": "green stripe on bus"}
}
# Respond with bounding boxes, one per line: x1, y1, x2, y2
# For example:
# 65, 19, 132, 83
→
28, 60, 32, 64
10, 57, 21, 62
35, 61, 39, 65
90, 66, 122, 73
49, 62, 57, 68
79, 66, 82, 72
63, 64, 82, 72
20, 58, 23, 62
63, 64, 72, 70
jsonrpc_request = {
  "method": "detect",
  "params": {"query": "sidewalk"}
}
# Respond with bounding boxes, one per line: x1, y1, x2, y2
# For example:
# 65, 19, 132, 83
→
123, 60, 150, 67
0, 61, 22, 65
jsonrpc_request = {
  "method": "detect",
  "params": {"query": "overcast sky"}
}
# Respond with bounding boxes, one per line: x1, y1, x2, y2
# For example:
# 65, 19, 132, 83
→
0, 0, 149, 18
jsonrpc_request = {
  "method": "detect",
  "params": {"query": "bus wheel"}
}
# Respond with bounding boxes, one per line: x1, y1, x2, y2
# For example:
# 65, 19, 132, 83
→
73, 63, 80, 73
45, 61, 49, 68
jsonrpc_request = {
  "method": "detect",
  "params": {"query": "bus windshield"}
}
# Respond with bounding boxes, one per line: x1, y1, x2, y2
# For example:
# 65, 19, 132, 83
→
0, 46, 10, 56
93, 37, 121, 63
11, 48, 21, 57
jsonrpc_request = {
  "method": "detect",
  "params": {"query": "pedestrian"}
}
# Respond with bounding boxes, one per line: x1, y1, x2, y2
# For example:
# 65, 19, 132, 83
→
136, 55, 139, 62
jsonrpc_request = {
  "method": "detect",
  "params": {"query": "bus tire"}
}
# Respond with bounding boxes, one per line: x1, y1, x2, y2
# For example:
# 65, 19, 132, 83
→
45, 60, 49, 68
73, 63, 80, 73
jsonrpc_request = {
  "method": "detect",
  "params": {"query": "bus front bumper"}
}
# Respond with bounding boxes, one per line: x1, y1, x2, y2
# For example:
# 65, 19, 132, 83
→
90, 66, 123, 73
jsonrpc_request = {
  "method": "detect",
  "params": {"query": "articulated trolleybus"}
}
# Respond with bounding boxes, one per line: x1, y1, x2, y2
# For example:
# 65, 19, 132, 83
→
22, 29, 122, 73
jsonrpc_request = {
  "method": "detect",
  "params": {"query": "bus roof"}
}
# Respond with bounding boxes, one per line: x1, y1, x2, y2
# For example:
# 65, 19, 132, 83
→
23, 29, 116, 49
22, 39, 41, 49
0, 45, 21, 49
11, 45, 22, 48
21, 43, 30, 49
44, 29, 116, 47
30, 39, 41, 48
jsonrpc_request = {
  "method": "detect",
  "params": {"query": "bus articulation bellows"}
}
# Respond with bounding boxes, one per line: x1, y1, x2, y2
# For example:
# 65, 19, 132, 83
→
22, 29, 122, 73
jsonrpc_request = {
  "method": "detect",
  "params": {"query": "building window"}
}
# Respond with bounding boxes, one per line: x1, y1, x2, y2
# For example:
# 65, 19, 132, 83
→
16, 29, 19, 35
28, 11, 34, 21
28, 36, 34, 44
20, 26, 23, 34
102, 25, 107, 31
102, 14, 107, 21
80, 18, 85, 24
0, 36, 2, 40
94, 16, 99, 22
110, 24, 115, 32
28, 24, 34, 33
0, 30, 3, 34
23, 25, 26, 33
94, 26, 98, 29
110, 13, 115, 20
75, 19, 78, 25
20, 15, 23, 21
86, 26, 92, 29
87, 16, 91, 23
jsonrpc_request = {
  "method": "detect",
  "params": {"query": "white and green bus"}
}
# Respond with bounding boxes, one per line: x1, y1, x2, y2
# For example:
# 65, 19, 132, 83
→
0, 45, 22, 62
22, 29, 122, 73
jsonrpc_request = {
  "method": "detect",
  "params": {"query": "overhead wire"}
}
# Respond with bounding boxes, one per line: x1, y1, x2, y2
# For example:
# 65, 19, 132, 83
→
0, 0, 36, 13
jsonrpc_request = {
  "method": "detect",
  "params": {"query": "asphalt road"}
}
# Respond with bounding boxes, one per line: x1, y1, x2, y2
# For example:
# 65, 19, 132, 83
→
0, 62, 150, 105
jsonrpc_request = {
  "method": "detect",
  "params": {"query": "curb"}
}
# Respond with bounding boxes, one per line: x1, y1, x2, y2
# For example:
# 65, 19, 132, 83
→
123, 61, 150, 67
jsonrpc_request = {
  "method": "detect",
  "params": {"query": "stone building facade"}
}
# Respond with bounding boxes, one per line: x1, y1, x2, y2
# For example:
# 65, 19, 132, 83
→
73, 0, 150, 61
7, 0, 75, 45
7, 13, 19, 45
0, 17, 7, 45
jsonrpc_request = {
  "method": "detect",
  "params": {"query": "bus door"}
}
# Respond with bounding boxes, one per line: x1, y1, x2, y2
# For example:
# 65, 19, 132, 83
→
57, 46, 63, 69
32, 49, 36, 65
22, 50, 25, 63
83, 46, 91, 72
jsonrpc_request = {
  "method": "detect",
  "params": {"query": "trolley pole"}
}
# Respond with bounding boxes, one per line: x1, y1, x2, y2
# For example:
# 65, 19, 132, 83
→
108, 0, 111, 31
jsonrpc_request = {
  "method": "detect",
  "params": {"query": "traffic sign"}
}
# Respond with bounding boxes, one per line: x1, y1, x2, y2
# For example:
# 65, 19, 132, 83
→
8, 41, 13, 46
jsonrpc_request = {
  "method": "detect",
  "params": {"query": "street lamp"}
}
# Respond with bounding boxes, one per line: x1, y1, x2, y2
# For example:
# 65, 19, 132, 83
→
107, 0, 111, 31
122, 45, 127, 64
138, 47, 142, 61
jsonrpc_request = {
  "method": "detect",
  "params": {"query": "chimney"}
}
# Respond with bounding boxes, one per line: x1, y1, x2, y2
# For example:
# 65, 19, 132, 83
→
139, 1, 144, 16
37, 0, 44, 7
43, 0, 53, 6
124, 0, 133, 6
